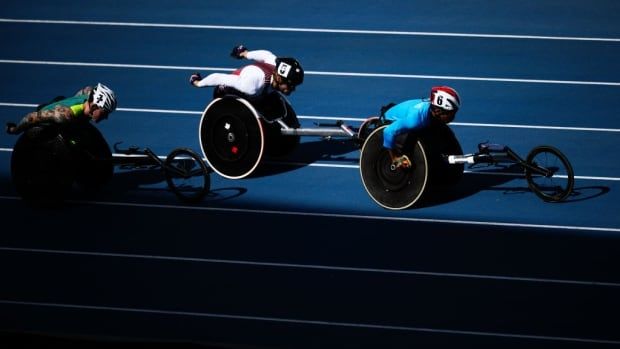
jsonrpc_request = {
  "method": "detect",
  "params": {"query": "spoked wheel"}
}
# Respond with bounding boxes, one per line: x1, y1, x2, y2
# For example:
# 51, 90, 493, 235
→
525, 145, 574, 202
199, 97, 265, 179
164, 148, 211, 203
359, 126, 429, 210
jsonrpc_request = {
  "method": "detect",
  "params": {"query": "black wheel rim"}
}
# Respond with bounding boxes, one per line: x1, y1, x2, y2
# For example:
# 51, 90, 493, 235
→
526, 147, 574, 202
199, 98, 264, 179
165, 148, 210, 203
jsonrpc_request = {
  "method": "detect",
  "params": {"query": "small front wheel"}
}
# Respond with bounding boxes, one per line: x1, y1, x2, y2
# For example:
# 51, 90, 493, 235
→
525, 145, 574, 202
163, 148, 211, 203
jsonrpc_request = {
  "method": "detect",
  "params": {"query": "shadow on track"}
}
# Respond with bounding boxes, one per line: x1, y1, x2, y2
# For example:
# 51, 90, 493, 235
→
421, 167, 610, 208
250, 138, 359, 178
562, 186, 610, 203
102, 169, 248, 204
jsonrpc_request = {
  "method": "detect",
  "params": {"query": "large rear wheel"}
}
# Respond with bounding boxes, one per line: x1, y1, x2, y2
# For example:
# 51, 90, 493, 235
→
199, 97, 265, 179
10, 124, 75, 205
359, 126, 429, 210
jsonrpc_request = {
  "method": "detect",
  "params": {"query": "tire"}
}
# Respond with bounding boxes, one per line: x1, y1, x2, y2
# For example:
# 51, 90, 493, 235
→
359, 126, 429, 210
164, 148, 211, 204
10, 124, 75, 204
212, 91, 300, 158
417, 120, 464, 186
64, 122, 113, 193
525, 145, 574, 202
199, 97, 265, 179
260, 97, 301, 157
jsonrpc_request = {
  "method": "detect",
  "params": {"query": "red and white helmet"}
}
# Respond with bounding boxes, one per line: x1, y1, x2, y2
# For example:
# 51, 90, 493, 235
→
430, 86, 460, 111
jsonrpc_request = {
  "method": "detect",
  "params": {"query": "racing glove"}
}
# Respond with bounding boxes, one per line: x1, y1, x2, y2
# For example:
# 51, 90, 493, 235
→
230, 44, 248, 59
189, 72, 202, 86
390, 154, 412, 170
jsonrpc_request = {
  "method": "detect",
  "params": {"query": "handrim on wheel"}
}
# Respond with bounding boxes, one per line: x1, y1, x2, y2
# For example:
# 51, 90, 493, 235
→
199, 97, 265, 179
359, 126, 429, 210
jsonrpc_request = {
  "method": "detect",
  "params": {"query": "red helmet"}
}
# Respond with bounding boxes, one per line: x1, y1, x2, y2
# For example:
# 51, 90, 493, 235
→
430, 86, 460, 111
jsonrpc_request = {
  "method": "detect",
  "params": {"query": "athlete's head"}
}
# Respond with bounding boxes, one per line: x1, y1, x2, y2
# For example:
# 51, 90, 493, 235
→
273, 57, 304, 95
430, 86, 460, 123
88, 83, 117, 123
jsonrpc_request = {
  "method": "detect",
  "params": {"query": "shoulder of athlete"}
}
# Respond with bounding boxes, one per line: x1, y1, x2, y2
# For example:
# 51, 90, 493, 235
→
385, 99, 425, 119
74, 85, 94, 96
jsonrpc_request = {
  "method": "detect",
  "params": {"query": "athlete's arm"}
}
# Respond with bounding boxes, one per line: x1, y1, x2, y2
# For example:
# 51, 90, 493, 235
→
382, 108, 426, 149
13, 106, 73, 134
194, 66, 266, 95
245, 50, 277, 65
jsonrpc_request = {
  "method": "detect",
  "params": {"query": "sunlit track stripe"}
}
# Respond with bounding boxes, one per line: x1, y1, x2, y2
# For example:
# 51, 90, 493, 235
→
309, 70, 620, 86
0, 300, 618, 345
264, 162, 620, 181
451, 122, 620, 133
0, 147, 618, 181
463, 171, 620, 182
1, 18, 619, 42
0, 59, 224, 72
1, 59, 620, 86
0, 195, 618, 232
0, 146, 617, 180
1, 246, 619, 287
2, 103, 620, 133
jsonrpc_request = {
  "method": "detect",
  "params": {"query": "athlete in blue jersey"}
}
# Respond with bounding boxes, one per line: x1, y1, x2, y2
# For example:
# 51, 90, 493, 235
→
6, 83, 117, 135
383, 86, 461, 169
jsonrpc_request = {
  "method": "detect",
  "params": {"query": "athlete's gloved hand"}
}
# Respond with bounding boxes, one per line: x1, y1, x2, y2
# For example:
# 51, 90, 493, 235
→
5, 122, 17, 135
189, 72, 202, 86
390, 154, 411, 170
230, 44, 248, 59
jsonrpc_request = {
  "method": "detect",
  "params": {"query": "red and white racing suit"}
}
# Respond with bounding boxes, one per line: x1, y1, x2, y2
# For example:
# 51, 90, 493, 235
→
194, 50, 276, 97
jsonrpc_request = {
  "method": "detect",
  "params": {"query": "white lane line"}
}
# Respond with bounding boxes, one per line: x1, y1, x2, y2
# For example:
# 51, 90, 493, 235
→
0, 149, 616, 181
1, 18, 619, 42
0, 195, 618, 232
2, 103, 620, 133
0, 300, 619, 345
1, 246, 618, 287
1, 59, 619, 86
451, 122, 620, 133
1, 104, 619, 180
462, 170, 620, 182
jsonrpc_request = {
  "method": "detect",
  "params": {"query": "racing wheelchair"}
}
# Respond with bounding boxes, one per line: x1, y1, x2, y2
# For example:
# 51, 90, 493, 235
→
359, 121, 575, 210
199, 90, 356, 179
10, 122, 210, 205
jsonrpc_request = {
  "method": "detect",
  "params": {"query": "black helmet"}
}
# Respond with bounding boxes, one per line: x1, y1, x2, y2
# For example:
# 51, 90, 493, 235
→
275, 57, 304, 87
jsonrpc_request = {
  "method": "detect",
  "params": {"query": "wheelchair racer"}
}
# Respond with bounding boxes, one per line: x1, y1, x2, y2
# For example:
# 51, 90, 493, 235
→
189, 45, 304, 98
6, 83, 117, 135
382, 86, 461, 169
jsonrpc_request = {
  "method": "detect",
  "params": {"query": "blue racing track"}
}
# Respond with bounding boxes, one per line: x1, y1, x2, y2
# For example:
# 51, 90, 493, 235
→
1, 1, 620, 348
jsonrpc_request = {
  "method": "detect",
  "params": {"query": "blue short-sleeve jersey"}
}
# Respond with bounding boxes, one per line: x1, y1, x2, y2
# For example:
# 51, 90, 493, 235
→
382, 99, 432, 149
